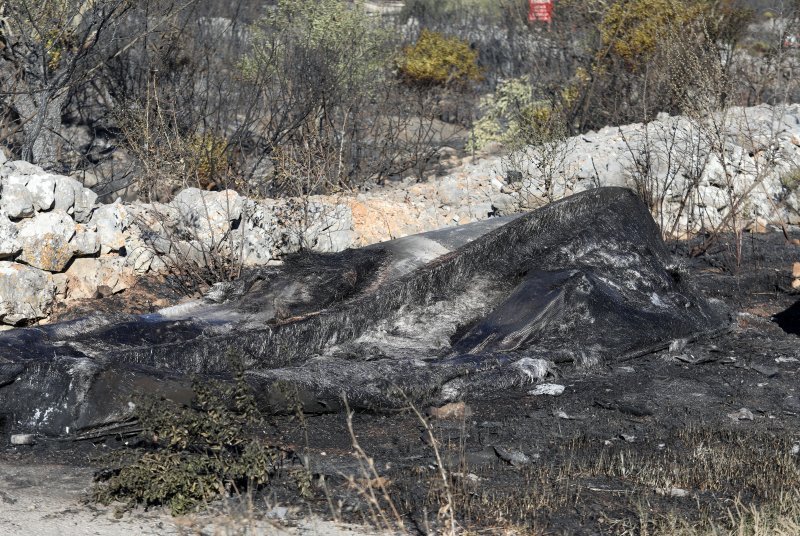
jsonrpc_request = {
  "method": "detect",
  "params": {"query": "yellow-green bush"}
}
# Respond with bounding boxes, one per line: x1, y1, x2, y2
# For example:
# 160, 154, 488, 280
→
397, 30, 482, 88
187, 133, 230, 189
599, 0, 708, 67
469, 77, 534, 150
598, 0, 752, 69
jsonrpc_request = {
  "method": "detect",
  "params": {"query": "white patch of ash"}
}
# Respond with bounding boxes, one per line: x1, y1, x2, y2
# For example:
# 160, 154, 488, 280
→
512, 357, 556, 384
338, 277, 509, 358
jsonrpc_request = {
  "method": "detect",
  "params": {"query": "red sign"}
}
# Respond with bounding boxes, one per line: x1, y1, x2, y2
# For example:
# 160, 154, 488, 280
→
528, 0, 554, 23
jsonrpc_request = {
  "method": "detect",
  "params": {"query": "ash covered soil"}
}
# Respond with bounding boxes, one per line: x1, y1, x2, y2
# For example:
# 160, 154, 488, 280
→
2, 230, 800, 535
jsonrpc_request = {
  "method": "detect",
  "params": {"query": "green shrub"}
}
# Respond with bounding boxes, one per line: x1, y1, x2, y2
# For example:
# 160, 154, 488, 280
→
599, 0, 704, 66
469, 76, 576, 152
598, 0, 752, 69
469, 77, 534, 150
187, 132, 231, 190
397, 29, 482, 88
781, 167, 800, 191
242, 0, 392, 97
238, 0, 404, 192
93, 371, 285, 515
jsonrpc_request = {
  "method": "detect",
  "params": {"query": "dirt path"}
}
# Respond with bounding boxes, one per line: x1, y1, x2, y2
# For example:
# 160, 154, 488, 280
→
0, 461, 376, 536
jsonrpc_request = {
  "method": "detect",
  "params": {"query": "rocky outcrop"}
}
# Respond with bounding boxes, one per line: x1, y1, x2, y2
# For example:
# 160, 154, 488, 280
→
63, 257, 136, 300
502, 104, 800, 235
0, 213, 21, 258
0, 184, 34, 219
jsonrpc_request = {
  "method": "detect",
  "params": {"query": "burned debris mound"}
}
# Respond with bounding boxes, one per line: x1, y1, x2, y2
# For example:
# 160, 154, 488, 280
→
0, 188, 729, 439
774, 300, 800, 336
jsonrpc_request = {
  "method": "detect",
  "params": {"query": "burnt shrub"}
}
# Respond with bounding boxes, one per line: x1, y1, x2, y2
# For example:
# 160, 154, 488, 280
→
93, 369, 288, 515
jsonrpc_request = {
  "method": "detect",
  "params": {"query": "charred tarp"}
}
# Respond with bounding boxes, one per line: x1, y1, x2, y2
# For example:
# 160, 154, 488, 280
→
0, 188, 730, 439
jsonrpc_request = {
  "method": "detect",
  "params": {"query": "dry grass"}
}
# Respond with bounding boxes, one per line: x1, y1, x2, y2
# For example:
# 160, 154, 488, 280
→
380, 424, 800, 534
341, 397, 405, 534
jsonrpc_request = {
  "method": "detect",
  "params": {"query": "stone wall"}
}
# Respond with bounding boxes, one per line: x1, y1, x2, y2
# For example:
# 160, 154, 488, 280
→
506, 104, 800, 235
1, 103, 799, 326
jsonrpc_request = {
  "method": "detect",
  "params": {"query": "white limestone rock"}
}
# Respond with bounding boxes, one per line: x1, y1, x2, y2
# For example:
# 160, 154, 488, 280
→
25, 173, 57, 211
0, 160, 41, 179
16, 211, 76, 272
91, 202, 128, 253
302, 202, 354, 254
0, 211, 21, 259
171, 188, 243, 249
64, 257, 136, 300
0, 261, 56, 324
74, 186, 98, 223
0, 183, 35, 219
53, 175, 82, 214
70, 224, 100, 256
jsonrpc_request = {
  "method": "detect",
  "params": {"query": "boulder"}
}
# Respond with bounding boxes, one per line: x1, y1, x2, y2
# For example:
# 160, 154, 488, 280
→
0, 160, 41, 179
0, 212, 21, 258
74, 187, 98, 223
490, 193, 519, 216
696, 185, 729, 211
437, 177, 466, 206
123, 229, 162, 273
123, 204, 181, 272
171, 188, 243, 249
233, 201, 277, 265
125, 244, 156, 273
16, 211, 76, 272
52, 272, 68, 300
71, 224, 100, 256
24, 174, 56, 211
466, 201, 495, 221
0, 183, 35, 219
91, 202, 128, 253
0, 261, 56, 324
302, 202, 354, 253
0, 148, 6, 165
236, 225, 275, 265
53, 175, 82, 214
64, 257, 136, 300
173, 239, 212, 267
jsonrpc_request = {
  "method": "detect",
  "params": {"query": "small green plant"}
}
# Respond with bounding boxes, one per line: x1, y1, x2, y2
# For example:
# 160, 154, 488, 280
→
781, 166, 800, 192
242, 0, 391, 93
469, 77, 536, 151
397, 29, 482, 88
187, 132, 233, 190
469, 77, 574, 204
93, 370, 286, 515
469, 76, 580, 152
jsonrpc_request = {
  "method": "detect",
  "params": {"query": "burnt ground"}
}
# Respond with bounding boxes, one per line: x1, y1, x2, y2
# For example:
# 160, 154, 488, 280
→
2, 229, 800, 535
